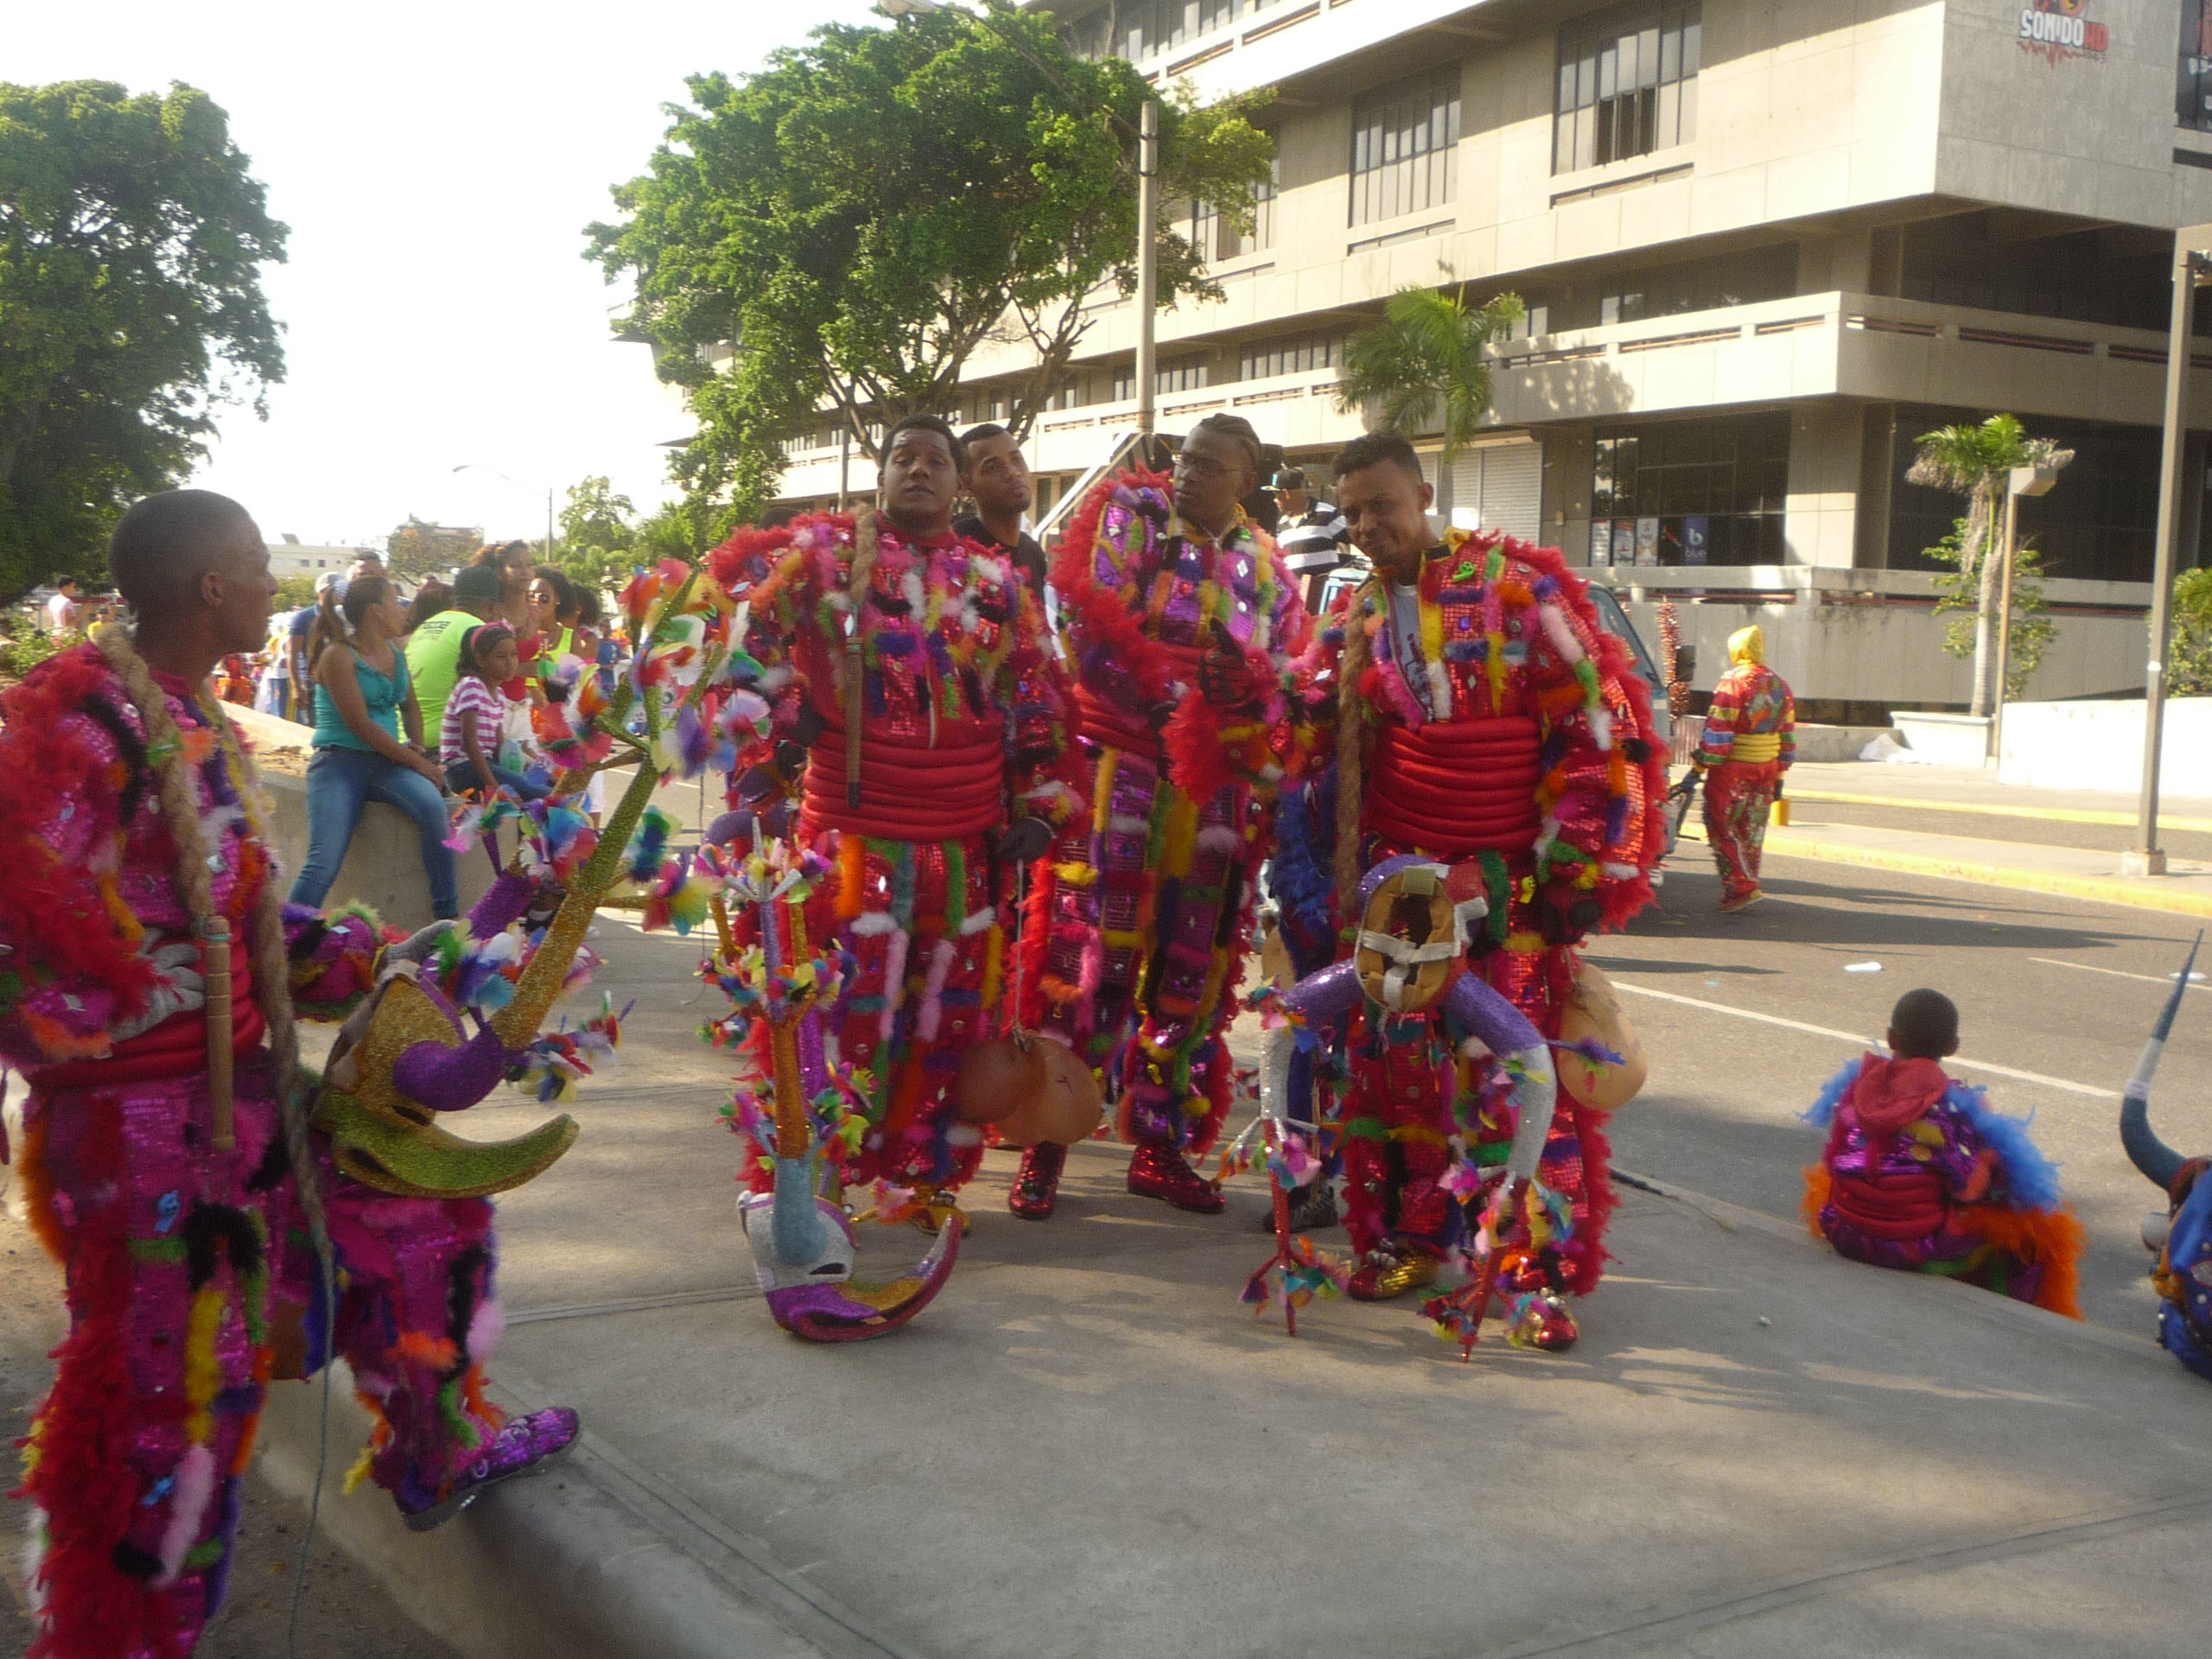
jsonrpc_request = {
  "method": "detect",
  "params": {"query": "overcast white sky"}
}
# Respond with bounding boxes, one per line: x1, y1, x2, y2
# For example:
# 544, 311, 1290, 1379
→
14, 0, 886, 547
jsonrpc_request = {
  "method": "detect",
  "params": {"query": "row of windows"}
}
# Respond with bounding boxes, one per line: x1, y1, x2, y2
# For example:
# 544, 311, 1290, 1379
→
1590, 411, 1789, 568
1107, 0, 1299, 63
2183, 0, 2212, 130
1555, 2, 1701, 174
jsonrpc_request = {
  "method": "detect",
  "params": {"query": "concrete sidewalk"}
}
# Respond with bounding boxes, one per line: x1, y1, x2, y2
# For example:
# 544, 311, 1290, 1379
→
255, 918, 2212, 1659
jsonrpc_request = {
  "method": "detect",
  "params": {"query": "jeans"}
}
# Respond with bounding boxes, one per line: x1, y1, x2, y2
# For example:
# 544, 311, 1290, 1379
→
444, 759, 551, 803
290, 746, 459, 918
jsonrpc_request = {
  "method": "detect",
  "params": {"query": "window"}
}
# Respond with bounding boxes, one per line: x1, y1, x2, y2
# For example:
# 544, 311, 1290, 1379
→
1220, 156, 1279, 259
1350, 68, 1462, 227
1115, 359, 1210, 400
1555, 3, 1700, 175
1598, 245, 1796, 325
1900, 213, 2179, 334
1107, 0, 1295, 60
2183, 1, 2212, 130
1590, 413, 1789, 567
1237, 331, 1341, 382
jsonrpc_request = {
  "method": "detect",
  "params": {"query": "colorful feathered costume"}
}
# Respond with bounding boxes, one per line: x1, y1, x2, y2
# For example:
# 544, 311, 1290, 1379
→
1694, 624, 1795, 909
1287, 531, 1667, 1344
1803, 1053, 2084, 1317
1025, 469, 1310, 1213
706, 512, 1077, 1205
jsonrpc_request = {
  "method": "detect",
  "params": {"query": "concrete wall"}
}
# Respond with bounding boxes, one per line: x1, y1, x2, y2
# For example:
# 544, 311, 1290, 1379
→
1997, 696, 2212, 796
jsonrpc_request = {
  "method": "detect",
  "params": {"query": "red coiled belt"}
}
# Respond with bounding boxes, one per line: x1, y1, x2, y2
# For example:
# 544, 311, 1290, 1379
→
1363, 717, 1544, 855
1073, 642, 1204, 760
29, 954, 265, 1091
802, 727, 1006, 842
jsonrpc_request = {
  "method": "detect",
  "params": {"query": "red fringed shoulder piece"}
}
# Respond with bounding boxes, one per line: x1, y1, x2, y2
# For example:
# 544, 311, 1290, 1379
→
1050, 467, 1179, 708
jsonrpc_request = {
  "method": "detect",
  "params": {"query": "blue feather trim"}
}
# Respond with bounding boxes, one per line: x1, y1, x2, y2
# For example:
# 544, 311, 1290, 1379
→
1803, 1056, 1861, 1129
1267, 770, 1338, 978
1945, 1080, 2064, 1212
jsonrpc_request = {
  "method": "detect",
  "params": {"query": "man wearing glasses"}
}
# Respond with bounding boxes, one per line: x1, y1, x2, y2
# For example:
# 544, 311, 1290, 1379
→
1014, 415, 1312, 1220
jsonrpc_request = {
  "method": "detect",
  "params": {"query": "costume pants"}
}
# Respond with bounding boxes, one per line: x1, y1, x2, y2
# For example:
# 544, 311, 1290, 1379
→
1033, 745, 1257, 1154
1341, 1014, 1459, 1258
1702, 759, 1781, 901
21, 1063, 287, 1659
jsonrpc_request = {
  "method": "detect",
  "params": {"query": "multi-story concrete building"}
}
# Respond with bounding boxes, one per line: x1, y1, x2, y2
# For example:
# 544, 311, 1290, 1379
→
771, 0, 2212, 712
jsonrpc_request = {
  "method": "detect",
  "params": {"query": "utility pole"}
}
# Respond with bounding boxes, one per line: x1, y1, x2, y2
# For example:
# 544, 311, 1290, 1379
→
2126, 225, 2212, 878
1135, 99, 1160, 443
1990, 462, 2058, 766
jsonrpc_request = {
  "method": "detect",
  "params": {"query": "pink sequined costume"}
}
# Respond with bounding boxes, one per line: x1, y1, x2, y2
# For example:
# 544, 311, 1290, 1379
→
1294, 533, 1668, 1332
707, 513, 1077, 1199
1031, 470, 1309, 1191
0, 645, 380, 1659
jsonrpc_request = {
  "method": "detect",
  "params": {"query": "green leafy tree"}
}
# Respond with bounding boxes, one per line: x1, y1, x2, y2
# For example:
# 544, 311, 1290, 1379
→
1334, 286, 1524, 464
2170, 566, 2212, 697
1906, 414, 2072, 716
588, 3, 1274, 524
272, 572, 317, 612
0, 81, 287, 592
1923, 517, 2056, 702
385, 518, 482, 583
558, 476, 636, 554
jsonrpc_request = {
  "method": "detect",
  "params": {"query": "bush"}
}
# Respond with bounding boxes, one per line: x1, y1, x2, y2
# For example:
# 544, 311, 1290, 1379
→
2171, 567, 2212, 697
0, 606, 73, 683
1923, 516, 2056, 701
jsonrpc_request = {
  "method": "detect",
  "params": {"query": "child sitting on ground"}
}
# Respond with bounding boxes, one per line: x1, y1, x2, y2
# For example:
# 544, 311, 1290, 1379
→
1804, 988, 2083, 1317
442, 623, 550, 801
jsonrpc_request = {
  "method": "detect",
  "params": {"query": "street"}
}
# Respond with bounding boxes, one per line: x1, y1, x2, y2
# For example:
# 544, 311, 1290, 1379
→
1605, 837, 2211, 1337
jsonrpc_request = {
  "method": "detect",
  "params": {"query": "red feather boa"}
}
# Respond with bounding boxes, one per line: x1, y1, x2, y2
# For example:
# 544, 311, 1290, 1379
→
1048, 467, 1179, 709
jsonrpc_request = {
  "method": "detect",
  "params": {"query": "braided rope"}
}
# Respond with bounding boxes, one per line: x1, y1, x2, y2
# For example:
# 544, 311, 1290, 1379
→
1332, 584, 1374, 915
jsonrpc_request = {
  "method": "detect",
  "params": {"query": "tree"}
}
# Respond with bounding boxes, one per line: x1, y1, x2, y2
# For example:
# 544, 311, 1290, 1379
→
588, 3, 1273, 524
1333, 286, 1524, 465
558, 475, 636, 554
385, 518, 482, 582
1906, 414, 2073, 716
2170, 566, 2212, 698
0, 81, 287, 593
1924, 517, 2056, 702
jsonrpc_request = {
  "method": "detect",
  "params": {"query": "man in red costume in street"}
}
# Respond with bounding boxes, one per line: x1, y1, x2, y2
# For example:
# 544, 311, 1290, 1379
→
1689, 623, 1794, 912
1287, 432, 1668, 1348
1016, 415, 1311, 1219
707, 415, 1077, 1215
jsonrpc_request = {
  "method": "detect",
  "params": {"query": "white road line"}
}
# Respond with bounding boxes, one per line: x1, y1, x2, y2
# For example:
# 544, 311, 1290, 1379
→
1609, 978, 2109, 1100
2028, 957, 2207, 992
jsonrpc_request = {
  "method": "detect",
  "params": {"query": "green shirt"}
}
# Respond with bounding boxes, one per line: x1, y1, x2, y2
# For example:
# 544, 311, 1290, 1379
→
405, 610, 478, 746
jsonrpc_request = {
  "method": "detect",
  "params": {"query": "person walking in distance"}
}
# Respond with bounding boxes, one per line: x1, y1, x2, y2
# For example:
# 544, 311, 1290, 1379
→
1690, 625, 1795, 912
1020, 413, 1311, 1220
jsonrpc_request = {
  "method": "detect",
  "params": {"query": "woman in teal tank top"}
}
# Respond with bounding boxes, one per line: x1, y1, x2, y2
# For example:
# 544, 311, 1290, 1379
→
289, 575, 460, 918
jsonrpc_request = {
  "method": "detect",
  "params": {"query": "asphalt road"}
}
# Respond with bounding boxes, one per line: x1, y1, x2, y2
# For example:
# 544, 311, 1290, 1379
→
1600, 838, 2212, 1338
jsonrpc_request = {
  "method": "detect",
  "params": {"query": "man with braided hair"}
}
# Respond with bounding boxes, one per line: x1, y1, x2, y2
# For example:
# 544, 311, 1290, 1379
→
1287, 434, 1668, 1350
1018, 413, 1312, 1219
0, 492, 575, 1659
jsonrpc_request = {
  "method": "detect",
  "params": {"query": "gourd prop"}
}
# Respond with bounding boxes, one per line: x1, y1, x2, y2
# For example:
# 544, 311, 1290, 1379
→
1254, 856, 1561, 1353
2120, 931, 2212, 1382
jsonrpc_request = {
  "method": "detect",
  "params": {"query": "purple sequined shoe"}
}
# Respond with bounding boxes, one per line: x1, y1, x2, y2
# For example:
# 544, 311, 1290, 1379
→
398, 1407, 581, 1532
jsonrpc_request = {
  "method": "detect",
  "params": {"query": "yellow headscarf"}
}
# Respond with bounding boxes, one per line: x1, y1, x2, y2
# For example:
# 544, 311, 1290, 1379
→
1727, 625, 1764, 667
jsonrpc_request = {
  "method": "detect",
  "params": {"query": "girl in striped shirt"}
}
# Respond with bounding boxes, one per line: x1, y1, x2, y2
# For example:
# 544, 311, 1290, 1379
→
442, 624, 550, 801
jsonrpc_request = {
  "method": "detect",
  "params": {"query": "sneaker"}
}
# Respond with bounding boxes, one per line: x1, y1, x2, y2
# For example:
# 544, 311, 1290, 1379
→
1008, 1141, 1066, 1220
1127, 1142, 1226, 1214
1258, 1180, 1339, 1233
397, 1407, 580, 1532
1347, 1243, 1440, 1301
1718, 887, 1764, 913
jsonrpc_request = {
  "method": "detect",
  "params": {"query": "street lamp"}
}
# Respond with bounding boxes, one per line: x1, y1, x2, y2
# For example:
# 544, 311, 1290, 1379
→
878, 0, 1160, 435
1988, 461, 2059, 766
451, 464, 556, 559
2123, 230, 2212, 878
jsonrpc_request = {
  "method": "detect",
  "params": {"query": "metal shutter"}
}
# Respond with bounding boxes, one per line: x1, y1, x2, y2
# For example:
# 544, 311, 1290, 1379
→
1446, 441, 1541, 542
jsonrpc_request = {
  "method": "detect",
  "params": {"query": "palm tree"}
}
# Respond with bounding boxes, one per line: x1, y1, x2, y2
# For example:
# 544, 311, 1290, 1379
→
1333, 286, 1525, 464
1906, 413, 2072, 717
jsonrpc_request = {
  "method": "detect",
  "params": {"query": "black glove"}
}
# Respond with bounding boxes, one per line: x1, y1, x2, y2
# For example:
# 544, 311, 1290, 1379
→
791, 706, 825, 748
1198, 620, 1264, 714
995, 815, 1053, 864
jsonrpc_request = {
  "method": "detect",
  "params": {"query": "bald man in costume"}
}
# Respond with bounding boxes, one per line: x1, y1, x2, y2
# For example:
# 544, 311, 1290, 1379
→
1690, 625, 1795, 912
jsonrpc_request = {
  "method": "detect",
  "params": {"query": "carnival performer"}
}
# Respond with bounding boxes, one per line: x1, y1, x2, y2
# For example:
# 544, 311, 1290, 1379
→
1805, 988, 2082, 1315
1013, 414, 1311, 1220
705, 415, 1077, 1217
1284, 432, 1668, 1349
1689, 624, 1794, 912
0, 492, 574, 1659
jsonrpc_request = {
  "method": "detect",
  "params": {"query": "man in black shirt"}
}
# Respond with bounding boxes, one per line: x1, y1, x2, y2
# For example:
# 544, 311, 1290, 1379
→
956, 423, 1048, 599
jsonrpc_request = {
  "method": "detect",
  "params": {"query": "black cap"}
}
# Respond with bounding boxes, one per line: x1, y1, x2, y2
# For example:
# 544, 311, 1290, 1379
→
453, 565, 504, 601
1271, 468, 1307, 491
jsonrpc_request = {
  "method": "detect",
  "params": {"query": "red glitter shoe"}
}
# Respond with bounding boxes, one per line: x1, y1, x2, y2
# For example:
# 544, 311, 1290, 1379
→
1009, 1141, 1066, 1220
1518, 1289, 1580, 1351
1127, 1142, 1225, 1214
1347, 1243, 1440, 1301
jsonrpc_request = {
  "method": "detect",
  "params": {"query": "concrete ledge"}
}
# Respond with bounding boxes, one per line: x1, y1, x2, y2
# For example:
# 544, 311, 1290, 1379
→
1789, 723, 1895, 764
256, 1365, 895, 1659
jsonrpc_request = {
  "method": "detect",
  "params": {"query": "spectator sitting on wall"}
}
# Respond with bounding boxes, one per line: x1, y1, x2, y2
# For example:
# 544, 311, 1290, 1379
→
289, 574, 459, 920
469, 539, 536, 638
405, 563, 504, 750
442, 623, 550, 803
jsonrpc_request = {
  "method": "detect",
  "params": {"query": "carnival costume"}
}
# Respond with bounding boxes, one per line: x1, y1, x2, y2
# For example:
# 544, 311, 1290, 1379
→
0, 627, 629, 1658
1026, 468, 1309, 1217
1803, 1053, 2083, 1316
1287, 530, 1667, 1347
2119, 937, 2212, 1378
1693, 624, 1794, 910
704, 512, 1077, 1220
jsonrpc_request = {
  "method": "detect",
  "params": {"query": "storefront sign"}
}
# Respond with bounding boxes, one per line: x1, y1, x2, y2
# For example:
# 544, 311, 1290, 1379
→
1611, 520, 1637, 566
2018, 0, 2109, 65
1635, 517, 1661, 566
1681, 515, 1710, 566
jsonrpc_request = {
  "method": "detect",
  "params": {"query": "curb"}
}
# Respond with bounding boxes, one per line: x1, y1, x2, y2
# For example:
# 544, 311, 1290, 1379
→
1786, 788, 2212, 836
255, 1362, 920, 1659
1679, 822, 2212, 918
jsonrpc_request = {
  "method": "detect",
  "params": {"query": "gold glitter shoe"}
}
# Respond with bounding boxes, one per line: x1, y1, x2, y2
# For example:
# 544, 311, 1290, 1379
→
1347, 1243, 1440, 1301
